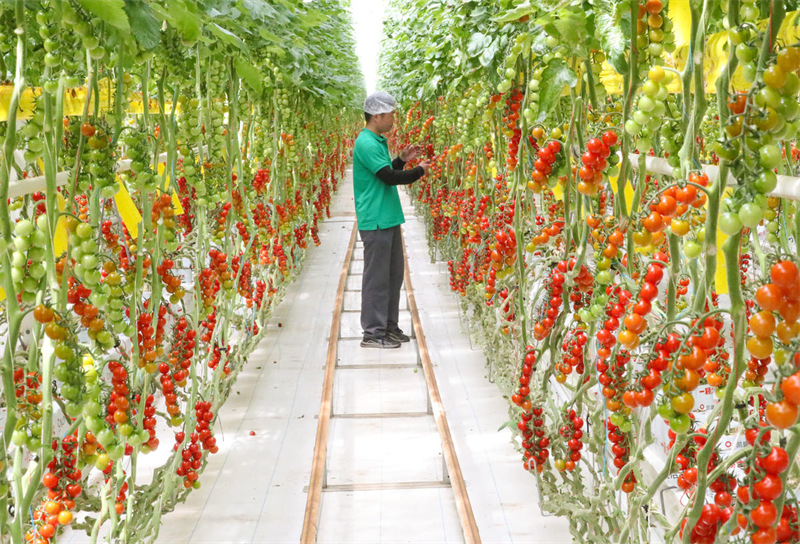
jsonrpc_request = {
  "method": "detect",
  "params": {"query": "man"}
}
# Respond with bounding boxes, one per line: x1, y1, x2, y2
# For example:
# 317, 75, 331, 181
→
353, 91, 431, 349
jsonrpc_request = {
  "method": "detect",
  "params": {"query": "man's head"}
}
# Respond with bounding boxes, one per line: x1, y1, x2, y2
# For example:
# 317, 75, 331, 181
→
364, 91, 397, 134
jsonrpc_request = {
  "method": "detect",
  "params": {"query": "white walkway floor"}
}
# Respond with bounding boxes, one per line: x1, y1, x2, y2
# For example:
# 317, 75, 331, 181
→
149, 170, 573, 544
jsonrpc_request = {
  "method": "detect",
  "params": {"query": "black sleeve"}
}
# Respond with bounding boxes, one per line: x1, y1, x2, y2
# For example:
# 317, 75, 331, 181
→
392, 157, 406, 170
375, 165, 425, 186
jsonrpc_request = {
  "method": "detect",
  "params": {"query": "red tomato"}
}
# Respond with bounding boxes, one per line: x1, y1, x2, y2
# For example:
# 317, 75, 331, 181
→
754, 474, 783, 501
771, 261, 800, 292
760, 447, 790, 475
751, 501, 778, 529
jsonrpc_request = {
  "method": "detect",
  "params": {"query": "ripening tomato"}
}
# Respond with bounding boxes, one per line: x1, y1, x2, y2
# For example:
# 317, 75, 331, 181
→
624, 313, 647, 334
760, 446, 790, 475
766, 400, 799, 429
749, 311, 777, 338
757, 284, 783, 312
643, 211, 666, 233
780, 372, 800, 405
777, 321, 800, 343
80, 122, 96, 137
779, 299, 800, 323
747, 336, 773, 359
771, 261, 800, 292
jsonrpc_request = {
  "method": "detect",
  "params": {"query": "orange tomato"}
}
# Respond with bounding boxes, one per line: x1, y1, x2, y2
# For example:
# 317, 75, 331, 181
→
766, 400, 799, 429
675, 369, 700, 391
749, 311, 777, 338
747, 336, 774, 359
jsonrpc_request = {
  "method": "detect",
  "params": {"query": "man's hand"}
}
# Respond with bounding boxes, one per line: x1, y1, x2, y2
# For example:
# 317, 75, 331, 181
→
419, 160, 431, 175
400, 144, 423, 162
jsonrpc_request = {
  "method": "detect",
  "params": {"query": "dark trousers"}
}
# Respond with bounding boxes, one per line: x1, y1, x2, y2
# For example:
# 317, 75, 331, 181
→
360, 225, 404, 338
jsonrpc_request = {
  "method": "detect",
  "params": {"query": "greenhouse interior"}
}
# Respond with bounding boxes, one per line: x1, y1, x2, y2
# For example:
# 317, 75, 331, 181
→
2, 0, 800, 543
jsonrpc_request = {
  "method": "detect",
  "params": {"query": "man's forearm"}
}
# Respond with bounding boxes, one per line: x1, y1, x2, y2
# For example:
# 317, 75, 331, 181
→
376, 165, 424, 186
392, 157, 406, 170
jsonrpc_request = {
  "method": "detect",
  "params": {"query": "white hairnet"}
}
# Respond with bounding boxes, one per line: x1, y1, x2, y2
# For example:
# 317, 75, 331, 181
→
364, 91, 397, 115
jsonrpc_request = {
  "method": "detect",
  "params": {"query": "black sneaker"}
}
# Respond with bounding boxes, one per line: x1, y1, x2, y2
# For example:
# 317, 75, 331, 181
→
386, 329, 411, 343
360, 336, 401, 349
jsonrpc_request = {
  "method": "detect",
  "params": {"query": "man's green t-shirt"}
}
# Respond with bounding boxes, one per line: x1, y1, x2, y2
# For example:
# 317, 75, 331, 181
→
353, 128, 404, 231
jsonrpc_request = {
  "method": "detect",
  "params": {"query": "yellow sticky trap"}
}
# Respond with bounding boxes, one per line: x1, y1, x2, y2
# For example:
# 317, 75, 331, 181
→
552, 183, 564, 201
609, 174, 635, 215
114, 177, 142, 240
53, 192, 69, 256
713, 187, 735, 296
172, 192, 184, 215
671, 0, 692, 50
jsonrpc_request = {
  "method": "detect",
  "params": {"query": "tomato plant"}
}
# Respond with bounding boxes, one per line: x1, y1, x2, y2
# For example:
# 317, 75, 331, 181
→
0, 0, 360, 542
380, 0, 800, 542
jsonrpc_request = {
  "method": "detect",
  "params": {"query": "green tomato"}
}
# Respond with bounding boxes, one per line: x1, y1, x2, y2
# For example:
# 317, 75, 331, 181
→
756, 87, 782, 109
83, 400, 102, 418
96, 330, 113, 346
11, 429, 28, 446
669, 414, 692, 434
95, 453, 111, 470
65, 402, 83, 418
683, 241, 701, 259
28, 263, 45, 280
625, 120, 642, 136
84, 416, 103, 434
657, 402, 674, 419
784, 72, 800, 96
714, 141, 740, 161
14, 236, 29, 252
118, 423, 134, 437
633, 110, 651, 126
81, 254, 98, 270
755, 170, 778, 193
96, 428, 115, 447
759, 144, 782, 169
739, 202, 764, 229
735, 43, 758, 63
54, 364, 71, 383
642, 80, 659, 97
719, 212, 743, 235
742, 62, 758, 83
76, 222, 92, 240
14, 219, 33, 238
596, 270, 612, 285
27, 436, 42, 451
10, 251, 25, 268
639, 96, 656, 113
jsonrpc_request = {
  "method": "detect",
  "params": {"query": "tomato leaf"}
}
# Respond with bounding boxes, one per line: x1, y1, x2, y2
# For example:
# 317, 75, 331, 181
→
125, 0, 161, 50
235, 59, 263, 95
77, 0, 130, 32
536, 60, 577, 123
492, 2, 536, 24
152, 0, 202, 45
208, 23, 249, 54
467, 32, 490, 58
479, 37, 500, 68
597, 6, 629, 74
